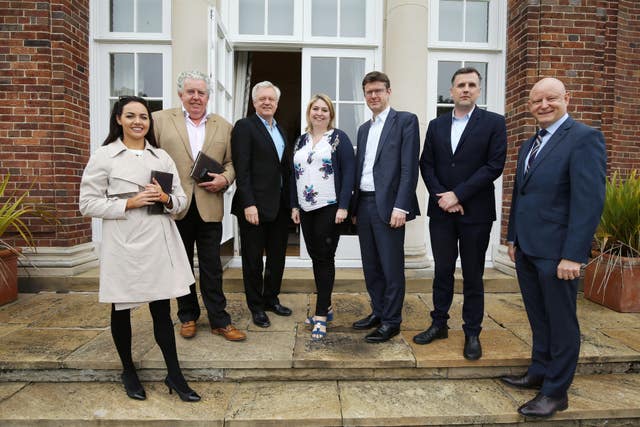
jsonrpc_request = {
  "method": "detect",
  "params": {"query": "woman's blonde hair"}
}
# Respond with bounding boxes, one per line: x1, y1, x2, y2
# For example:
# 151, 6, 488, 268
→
305, 93, 335, 133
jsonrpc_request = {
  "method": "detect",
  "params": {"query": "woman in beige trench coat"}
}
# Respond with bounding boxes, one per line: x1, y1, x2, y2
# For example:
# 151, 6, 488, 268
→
80, 96, 200, 402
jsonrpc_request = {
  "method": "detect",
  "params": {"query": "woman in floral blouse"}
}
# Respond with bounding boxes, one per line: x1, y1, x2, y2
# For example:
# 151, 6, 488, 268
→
291, 93, 355, 340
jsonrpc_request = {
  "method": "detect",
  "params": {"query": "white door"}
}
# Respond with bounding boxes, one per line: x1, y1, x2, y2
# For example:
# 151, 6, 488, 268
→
300, 48, 376, 262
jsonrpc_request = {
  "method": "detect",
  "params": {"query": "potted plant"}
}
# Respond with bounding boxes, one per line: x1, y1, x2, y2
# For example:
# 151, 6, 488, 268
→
583, 170, 640, 312
0, 174, 56, 306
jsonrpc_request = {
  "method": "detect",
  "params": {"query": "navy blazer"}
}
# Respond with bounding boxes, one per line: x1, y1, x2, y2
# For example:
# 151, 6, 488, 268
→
231, 114, 291, 222
507, 116, 606, 263
420, 108, 507, 223
352, 108, 420, 222
289, 128, 356, 211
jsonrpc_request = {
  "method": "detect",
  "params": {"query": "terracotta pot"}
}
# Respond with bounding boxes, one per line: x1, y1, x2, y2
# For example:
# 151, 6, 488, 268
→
0, 248, 19, 306
583, 252, 640, 312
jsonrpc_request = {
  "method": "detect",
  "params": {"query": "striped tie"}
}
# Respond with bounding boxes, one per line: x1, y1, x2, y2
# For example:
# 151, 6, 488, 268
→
525, 129, 548, 174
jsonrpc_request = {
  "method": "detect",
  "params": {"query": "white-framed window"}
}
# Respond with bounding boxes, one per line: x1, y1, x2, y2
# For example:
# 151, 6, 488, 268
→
92, 0, 171, 40
231, 0, 302, 41
301, 48, 376, 146
428, 0, 505, 49
303, 0, 379, 44
209, 9, 234, 123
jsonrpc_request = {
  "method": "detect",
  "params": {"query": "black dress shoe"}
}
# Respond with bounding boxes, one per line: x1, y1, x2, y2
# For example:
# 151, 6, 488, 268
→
364, 324, 400, 343
265, 303, 292, 316
501, 373, 544, 389
412, 324, 448, 344
352, 313, 382, 330
463, 335, 482, 360
252, 311, 271, 327
518, 393, 568, 418
121, 370, 146, 401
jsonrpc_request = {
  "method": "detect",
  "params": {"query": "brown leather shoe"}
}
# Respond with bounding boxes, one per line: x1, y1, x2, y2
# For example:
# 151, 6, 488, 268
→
212, 324, 246, 341
180, 320, 197, 339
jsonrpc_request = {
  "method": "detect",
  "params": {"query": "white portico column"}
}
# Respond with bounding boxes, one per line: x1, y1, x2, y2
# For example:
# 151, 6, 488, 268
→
384, 0, 430, 268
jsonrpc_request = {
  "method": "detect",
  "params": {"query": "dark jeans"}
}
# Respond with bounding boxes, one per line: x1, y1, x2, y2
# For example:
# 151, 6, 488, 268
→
175, 198, 230, 328
300, 204, 340, 316
429, 217, 492, 336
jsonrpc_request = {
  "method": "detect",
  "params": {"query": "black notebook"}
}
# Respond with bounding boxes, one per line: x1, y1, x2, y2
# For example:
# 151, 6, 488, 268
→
189, 151, 224, 183
148, 170, 173, 214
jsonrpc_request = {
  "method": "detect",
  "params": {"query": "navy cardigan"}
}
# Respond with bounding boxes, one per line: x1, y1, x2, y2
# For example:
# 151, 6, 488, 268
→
290, 128, 356, 212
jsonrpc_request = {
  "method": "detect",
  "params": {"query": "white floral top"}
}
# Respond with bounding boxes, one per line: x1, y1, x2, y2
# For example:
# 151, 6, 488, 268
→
293, 130, 337, 212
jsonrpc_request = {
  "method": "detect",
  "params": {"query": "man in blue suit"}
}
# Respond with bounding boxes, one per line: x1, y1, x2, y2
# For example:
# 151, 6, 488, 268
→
351, 71, 420, 343
415, 67, 507, 360
503, 77, 606, 418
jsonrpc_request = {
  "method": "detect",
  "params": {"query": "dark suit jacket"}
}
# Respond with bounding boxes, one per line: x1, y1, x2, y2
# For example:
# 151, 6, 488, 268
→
507, 116, 606, 263
231, 114, 291, 222
420, 108, 507, 223
352, 108, 420, 222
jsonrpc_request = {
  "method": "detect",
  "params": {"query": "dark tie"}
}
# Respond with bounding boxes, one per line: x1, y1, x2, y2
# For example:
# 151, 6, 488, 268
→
525, 129, 548, 174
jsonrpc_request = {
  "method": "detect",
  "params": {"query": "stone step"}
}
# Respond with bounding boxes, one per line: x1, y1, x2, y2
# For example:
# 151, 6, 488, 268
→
1, 374, 639, 425
19, 266, 520, 293
1, 292, 639, 383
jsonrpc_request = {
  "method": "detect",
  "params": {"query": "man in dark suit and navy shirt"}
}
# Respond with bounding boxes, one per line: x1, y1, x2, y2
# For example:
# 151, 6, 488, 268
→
415, 67, 507, 361
503, 77, 606, 418
351, 71, 420, 343
231, 81, 293, 328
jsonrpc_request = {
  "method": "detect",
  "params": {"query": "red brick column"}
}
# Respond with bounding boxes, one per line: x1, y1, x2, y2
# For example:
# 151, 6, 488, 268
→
0, 0, 91, 248
502, 0, 640, 242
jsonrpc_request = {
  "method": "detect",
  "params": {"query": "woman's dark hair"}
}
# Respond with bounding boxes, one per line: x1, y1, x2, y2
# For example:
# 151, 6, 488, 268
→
102, 96, 158, 147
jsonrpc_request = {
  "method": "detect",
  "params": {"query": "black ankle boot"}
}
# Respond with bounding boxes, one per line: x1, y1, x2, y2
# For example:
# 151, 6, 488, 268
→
121, 370, 146, 400
164, 375, 201, 402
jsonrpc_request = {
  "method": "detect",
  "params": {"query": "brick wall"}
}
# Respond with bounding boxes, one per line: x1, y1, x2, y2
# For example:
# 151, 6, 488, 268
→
0, 0, 91, 248
502, 0, 640, 242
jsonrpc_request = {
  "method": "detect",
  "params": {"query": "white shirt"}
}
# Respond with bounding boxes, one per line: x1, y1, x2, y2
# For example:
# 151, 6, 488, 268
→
293, 131, 337, 211
451, 106, 474, 153
182, 106, 208, 159
360, 106, 390, 191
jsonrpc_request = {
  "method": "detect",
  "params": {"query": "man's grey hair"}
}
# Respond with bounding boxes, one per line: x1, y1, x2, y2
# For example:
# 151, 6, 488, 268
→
251, 81, 281, 102
176, 70, 211, 94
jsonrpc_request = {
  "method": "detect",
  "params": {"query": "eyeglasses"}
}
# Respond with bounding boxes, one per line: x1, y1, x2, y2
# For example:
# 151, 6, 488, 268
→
364, 88, 388, 98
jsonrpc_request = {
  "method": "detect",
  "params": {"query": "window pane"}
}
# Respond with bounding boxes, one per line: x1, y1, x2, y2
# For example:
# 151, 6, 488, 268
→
310, 57, 336, 99
436, 106, 454, 117
337, 103, 363, 147
268, 0, 294, 35
439, 0, 463, 42
437, 61, 460, 103
339, 58, 364, 101
110, 53, 134, 96
147, 100, 163, 113
466, 0, 488, 42
138, 53, 162, 97
137, 0, 162, 33
312, 0, 337, 37
465, 61, 487, 104
239, 0, 265, 34
111, 0, 133, 32
340, 0, 366, 37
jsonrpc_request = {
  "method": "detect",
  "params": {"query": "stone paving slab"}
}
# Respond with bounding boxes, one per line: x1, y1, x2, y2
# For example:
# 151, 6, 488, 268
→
0, 381, 235, 426
0, 292, 60, 325
404, 329, 531, 368
246, 293, 308, 332
340, 378, 520, 426
418, 293, 503, 330
143, 328, 295, 369
29, 293, 110, 329
292, 327, 415, 368
577, 297, 640, 329
0, 382, 26, 402
484, 293, 530, 327
0, 328, 101, 369
0, 324, 23, 338
600, 328, 640, 353
225, 380, 341, 426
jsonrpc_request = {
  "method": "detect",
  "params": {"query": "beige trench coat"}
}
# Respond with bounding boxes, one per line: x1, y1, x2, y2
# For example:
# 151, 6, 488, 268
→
79, 140, 194, 304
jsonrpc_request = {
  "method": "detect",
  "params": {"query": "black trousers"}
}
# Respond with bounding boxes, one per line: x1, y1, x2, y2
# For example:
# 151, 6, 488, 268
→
175, 198, 230, 328
237, 200, 289, 313
429, 217, 492, 336
300, 204, 340, 317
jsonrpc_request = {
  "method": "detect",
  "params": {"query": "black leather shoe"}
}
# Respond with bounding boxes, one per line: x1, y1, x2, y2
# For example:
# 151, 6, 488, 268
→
518, 393, 568, 418
501, 373, 544, 389
463, 335, 482, 360
352, 313, 382, 330
364, 324, 400, 343
164, 376, 201, 402
412, 324, 448, 344
252, 311, 271, 328
265, 303, 292, 316
121, 370, 146, 401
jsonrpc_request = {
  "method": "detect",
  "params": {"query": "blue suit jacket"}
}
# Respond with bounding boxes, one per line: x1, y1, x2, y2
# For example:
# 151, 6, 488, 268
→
420, 108, 507, 223
352, 108, 420, 222
507, 116, 606, 263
